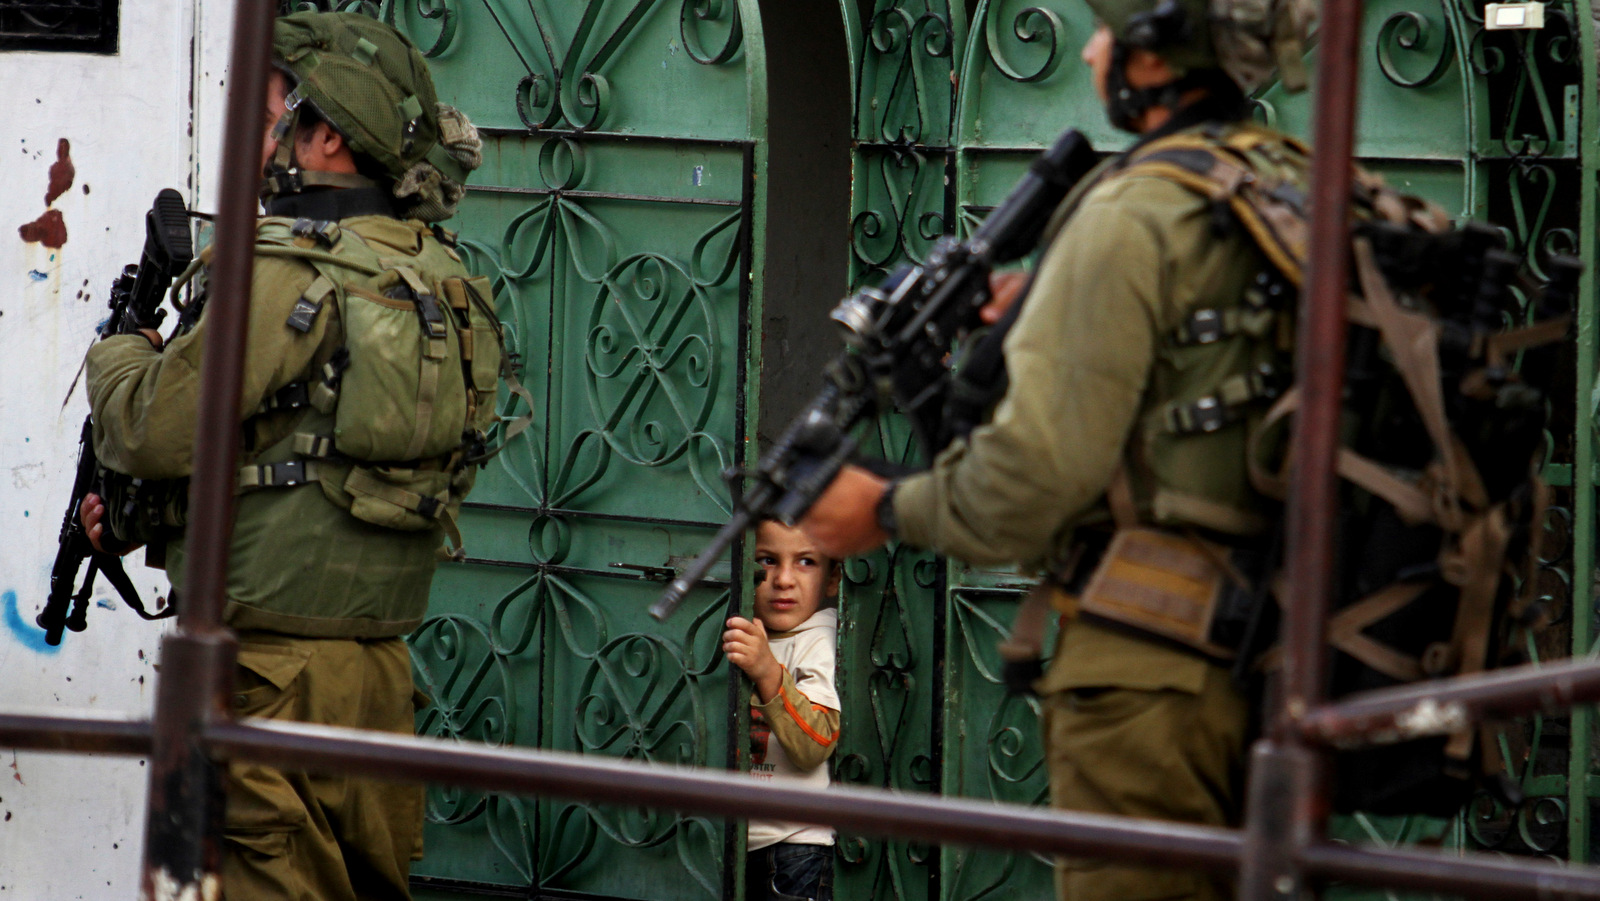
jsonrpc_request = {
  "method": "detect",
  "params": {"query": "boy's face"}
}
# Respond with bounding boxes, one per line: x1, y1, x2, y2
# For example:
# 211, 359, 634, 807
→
753, 521, 840, 633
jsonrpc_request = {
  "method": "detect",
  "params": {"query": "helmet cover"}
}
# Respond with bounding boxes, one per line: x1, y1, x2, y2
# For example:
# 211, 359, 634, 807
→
1081, 0, 1316, 92
271, 11, 442, 183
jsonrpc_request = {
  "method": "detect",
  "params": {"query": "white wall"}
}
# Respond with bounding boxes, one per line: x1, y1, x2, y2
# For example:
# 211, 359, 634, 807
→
0, 3, 232, 897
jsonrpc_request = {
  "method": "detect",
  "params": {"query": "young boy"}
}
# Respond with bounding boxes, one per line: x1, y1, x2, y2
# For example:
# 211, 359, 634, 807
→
723, 519, 842, 901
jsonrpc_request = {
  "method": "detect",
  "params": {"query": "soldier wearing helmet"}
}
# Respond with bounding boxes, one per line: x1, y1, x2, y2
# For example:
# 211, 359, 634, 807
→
801, 0, 1313, 898
82, 11, 496, 899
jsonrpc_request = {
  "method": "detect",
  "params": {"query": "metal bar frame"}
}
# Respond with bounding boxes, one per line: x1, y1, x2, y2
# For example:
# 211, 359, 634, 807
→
6, 0, 1600, 898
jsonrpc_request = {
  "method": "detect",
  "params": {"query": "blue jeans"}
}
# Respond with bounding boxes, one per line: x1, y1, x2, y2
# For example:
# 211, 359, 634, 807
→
746, 842, 834, 901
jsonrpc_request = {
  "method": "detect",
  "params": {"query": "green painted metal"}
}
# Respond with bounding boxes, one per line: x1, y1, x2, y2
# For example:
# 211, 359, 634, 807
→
368, 1, 767, 897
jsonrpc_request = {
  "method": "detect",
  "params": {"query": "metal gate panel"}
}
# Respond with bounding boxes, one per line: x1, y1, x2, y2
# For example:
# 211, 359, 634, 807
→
836, 5, 967, 901
367, 1, 767, 897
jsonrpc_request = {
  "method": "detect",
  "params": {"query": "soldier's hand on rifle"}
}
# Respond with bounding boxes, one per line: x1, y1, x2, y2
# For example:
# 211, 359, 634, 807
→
79, 492, 140, 556
980, 269, 1030, 324
138, 329, 163, 349
800, 465, 889, 560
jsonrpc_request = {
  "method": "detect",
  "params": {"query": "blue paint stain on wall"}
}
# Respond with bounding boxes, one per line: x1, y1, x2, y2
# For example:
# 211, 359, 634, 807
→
27, 270, 47, 282
3, 591, 60, 655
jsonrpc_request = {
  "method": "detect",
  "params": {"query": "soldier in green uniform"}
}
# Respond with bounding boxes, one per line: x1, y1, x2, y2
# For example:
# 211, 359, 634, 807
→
802, 0, 1313, 898
80, 12, 496, 900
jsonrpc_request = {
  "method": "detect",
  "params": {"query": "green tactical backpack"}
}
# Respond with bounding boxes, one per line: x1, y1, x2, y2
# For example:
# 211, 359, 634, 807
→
236, 216, 514, 554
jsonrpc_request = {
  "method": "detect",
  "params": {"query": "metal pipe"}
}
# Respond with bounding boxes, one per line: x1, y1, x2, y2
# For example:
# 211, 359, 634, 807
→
178, 0, 273, 634
1240, 0, 1364, 894
137, 0, 275, 896
1300, 841, 1600, 900
0, 712, 152, 756
1277, 0, 1361, 744
1302, 657, 1600, 748
206, 718, 1245, 872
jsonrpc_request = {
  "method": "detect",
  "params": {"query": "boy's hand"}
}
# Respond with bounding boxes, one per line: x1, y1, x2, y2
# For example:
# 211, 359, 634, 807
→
723, 616, 783, 703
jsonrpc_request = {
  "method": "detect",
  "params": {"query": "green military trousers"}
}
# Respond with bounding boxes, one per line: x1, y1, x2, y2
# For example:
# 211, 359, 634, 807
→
1037, 617, 1250, 901
222, 632, 424, 901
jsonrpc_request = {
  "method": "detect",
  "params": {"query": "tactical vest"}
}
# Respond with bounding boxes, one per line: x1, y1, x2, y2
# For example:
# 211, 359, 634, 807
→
237, 215, 504, 555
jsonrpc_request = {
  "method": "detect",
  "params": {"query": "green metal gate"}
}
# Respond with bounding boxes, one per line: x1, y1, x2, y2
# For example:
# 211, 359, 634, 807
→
353, 2, 768, 897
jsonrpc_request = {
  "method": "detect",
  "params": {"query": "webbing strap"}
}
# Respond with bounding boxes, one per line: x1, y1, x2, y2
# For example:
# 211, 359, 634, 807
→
255, 381, 312, 417
1354, 239, 1491, 519
998, 582, 1057, 664
1325, 581, 1430, 682
1161, 364, 1283, 435
292, 433, 337, 459
1107, 463, 1139, 529
1121, 136, 1308, 285
1245, 386, 1438, 525
1439, 507, 1513, 761
1171, 306, 1278, 346
286, 274, 336, 334
1485, 316, 1573, 369
237, 459, 329, 490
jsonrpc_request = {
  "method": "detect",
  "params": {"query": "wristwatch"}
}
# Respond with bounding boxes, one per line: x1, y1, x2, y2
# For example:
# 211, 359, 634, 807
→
875, 479, 899, 539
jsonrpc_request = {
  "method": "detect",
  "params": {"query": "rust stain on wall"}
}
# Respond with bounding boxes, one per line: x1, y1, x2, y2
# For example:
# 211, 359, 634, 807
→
19, 210, 66, 248
44, 139, 74, 206
19, 137, 72, 248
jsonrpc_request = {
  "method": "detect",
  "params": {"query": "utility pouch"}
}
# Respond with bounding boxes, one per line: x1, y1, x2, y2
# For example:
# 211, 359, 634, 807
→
342, 464, 453, 532
1077, 527, 1250, 662
334, 270, 470, 463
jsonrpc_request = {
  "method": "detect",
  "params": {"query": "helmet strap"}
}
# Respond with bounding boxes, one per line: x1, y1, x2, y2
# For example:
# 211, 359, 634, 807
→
260, 89, 379, 201
1105, 41, 1208, 133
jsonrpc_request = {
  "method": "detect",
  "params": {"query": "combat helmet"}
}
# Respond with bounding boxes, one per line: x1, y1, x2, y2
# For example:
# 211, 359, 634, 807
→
1082, 0, 1316, 130
266, 11, 481, 221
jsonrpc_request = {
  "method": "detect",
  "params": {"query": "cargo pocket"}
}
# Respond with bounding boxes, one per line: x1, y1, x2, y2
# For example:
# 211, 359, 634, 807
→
230, 642, 313, 720
224, 644, 315, 871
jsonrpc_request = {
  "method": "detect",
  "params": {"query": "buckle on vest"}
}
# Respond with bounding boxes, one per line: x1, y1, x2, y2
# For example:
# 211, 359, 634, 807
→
264, 460, 308, 486
1184, 308, 1226, 345
414, 292, 448, 340
1188, 396, 1228, 433
290, 218, 340, 247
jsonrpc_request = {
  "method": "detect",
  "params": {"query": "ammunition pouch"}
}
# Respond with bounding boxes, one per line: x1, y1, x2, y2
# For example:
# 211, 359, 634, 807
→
1074, 527, 1265, 663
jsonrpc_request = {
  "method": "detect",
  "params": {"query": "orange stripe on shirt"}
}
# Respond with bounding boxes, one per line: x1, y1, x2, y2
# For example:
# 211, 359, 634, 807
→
779, 669, 838, 748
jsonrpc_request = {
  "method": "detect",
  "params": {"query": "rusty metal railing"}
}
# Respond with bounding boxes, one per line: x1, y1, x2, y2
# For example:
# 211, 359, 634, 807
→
5, 0, 1600, 898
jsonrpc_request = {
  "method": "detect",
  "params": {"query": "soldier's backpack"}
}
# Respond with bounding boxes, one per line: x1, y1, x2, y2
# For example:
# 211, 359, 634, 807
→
998, 125, 1577, 817
230, 216, 532, 556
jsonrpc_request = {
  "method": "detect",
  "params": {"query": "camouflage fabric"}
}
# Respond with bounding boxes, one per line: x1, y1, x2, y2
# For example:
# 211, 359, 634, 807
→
1081, 0, 1316, 91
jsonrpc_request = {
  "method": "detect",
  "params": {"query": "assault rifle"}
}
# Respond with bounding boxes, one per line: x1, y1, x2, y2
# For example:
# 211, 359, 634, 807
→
650, 129, 1100, 620
41, 188, 193, 646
